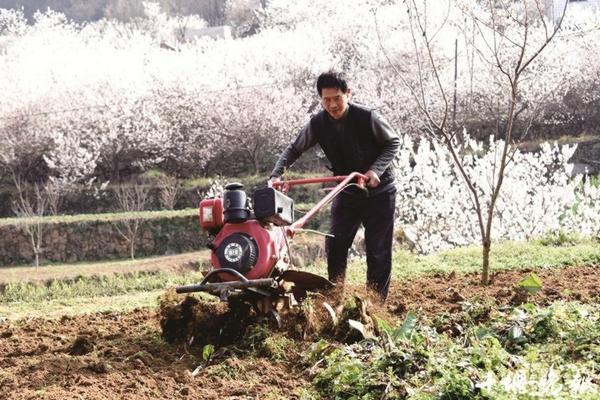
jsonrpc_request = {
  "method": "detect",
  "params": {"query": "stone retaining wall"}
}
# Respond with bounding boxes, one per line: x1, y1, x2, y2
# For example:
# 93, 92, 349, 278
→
0, 211, 329, 267
0, 215, 208, 266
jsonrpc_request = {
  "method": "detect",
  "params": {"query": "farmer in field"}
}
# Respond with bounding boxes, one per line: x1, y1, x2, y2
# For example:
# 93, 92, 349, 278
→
269, 70, 400, 300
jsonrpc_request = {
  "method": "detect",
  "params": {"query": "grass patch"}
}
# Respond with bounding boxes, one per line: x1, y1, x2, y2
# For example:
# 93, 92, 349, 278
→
418, 239, 600, 275
0, 251, 208, 284
0, 290, 163, 320
0, 270, 204, 304
183, 176, 216, 189
555, 133, 600, 145
2, 238, 599, 320
0, 257, 145, 281
334, 238, 600, 284
183, 171, 324, 189
0, 208, 197, 227
522, 133, 600, 148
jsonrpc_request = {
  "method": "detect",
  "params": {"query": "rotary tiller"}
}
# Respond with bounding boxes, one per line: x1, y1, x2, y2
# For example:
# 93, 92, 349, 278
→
175, 172, 367, 324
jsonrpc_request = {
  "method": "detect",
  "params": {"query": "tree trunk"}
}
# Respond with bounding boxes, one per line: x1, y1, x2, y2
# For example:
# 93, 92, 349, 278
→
481, 237, 491, 285
130, 238, 135, 260
254, 155, 260, 175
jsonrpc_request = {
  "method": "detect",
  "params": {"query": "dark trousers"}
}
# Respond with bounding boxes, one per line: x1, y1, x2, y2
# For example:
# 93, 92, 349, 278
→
326, 187, 396, 299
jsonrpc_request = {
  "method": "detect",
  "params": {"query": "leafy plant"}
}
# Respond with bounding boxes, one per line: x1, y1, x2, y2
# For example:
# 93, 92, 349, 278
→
202, 344, 215, 363
518, 272, 543, 295
311, 301, 600, 399
379, 312, 418, 341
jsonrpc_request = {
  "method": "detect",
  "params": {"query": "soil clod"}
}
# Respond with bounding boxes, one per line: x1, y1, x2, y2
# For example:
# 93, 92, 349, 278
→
68, 335, 95, 355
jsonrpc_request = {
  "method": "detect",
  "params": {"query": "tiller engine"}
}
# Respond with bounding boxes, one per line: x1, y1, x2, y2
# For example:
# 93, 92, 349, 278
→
175, 173, 367, 325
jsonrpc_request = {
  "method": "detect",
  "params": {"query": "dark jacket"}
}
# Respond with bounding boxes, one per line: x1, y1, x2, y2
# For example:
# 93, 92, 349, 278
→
311, 104, 395, 188
271, 103, 400, 195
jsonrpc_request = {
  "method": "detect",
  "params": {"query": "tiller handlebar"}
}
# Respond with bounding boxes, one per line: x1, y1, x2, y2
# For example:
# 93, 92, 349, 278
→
271, 172, 367, 235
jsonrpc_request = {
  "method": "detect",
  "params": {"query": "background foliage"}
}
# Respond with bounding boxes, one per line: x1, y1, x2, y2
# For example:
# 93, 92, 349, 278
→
1, 0, 599, 252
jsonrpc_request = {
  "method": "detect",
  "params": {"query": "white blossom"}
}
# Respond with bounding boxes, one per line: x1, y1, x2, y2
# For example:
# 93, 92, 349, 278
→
395, 136, 600, 253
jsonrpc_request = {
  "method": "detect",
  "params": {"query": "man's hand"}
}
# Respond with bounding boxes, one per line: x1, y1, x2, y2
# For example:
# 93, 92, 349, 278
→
364, 170, 380, 188
268, 176, 281, 188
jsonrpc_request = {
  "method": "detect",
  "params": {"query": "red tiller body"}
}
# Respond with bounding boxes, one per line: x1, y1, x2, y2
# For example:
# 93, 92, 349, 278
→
179, 173, 368, 304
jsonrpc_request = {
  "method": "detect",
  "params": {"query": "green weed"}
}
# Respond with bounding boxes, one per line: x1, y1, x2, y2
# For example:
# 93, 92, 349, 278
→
536, 230, 582, 247
205, 357, 247, 380
295, 387, 322, 400
310, 301, 600, 399
242, 324, 298, 362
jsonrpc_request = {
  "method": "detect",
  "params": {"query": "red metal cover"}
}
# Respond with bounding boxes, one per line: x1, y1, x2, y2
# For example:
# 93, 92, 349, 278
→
211, 220, 285, 281
199, 198, 224, 230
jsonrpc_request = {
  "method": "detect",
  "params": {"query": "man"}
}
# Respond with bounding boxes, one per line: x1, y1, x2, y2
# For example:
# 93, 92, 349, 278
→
269, 71, 400, 300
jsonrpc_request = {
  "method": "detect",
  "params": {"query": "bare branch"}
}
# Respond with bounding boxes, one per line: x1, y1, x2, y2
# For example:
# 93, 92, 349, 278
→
11, 175, 48, 268
158, 174, 180, 210
517, 0, 568, 75
535, 0, 550, 39
405, 0, 454, 137
113, 183, 149, 260
427, 0, 452, 43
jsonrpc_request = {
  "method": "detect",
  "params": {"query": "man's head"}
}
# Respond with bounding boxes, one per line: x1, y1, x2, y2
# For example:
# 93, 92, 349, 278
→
317, 71, 351, 120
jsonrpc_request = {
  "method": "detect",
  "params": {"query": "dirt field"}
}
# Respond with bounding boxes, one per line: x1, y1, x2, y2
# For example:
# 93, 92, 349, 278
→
0, 265, 598, 399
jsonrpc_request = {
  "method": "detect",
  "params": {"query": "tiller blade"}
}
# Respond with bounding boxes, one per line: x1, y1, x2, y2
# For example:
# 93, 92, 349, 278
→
280, 270, 334, 291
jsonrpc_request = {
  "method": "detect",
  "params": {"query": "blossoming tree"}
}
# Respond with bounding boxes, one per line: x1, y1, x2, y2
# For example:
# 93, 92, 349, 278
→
379, 0, 569, 283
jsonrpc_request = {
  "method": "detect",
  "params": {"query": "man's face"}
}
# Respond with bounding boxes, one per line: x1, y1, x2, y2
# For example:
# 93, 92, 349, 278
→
320, 87, 351, 120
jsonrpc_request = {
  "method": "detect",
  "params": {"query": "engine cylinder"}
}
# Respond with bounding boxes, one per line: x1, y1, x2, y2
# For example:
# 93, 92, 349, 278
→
223, 183, 251, 223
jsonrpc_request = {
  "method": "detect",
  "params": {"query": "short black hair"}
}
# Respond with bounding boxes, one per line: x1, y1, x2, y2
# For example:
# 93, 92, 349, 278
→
316, 71, 349, 96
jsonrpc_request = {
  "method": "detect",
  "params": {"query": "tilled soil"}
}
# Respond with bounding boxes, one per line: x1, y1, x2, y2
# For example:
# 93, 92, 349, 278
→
0, 265, 598, 399
388, 265, 600, 317
0, 309, 307, 400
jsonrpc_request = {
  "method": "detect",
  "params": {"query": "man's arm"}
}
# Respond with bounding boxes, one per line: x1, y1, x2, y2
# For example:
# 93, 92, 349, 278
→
368, 110, 400, 178
270, 122, 318, 178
